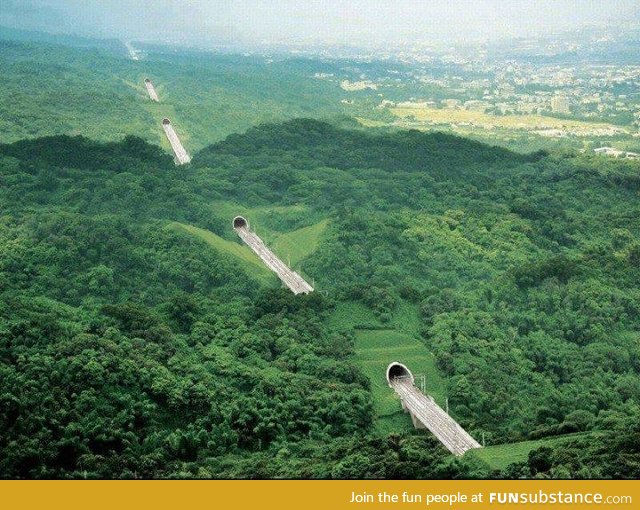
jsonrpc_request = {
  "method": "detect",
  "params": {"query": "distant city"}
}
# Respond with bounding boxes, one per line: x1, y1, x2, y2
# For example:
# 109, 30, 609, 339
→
147, 23, 640, 152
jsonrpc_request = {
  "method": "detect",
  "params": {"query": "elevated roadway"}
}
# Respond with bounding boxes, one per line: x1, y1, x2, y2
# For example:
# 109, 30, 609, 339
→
387, 362, 481, 456
144, 78, 160, 102
233, 216, 313, 295
162, 118, 191, 165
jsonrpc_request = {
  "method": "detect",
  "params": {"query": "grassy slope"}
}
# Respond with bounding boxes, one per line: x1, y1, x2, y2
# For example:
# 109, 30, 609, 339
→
469, 432, 593, 471
170, 218, 328, 287
271, 219, 330, 267
169, 222, 275, 285
328, 301, 446, 434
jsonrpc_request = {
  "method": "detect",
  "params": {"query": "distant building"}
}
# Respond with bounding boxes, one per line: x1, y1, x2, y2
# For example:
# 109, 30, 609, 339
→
464, 100, 491, 112
594, 147, 640, 159
551, 95, 571, 114
396, 100, 434, 108
340, 80, 377, 91
442, 99, 461, 109
377, 99, 396, 108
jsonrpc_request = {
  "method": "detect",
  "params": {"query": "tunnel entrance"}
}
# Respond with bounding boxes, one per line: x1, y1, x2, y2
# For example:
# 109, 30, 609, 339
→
162, 118, 171, 125
386, 362, 414, 386
233, 216, 248, 229
145, 78, 151, 83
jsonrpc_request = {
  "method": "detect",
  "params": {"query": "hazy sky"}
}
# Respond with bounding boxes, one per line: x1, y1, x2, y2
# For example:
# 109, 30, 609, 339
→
2, 0, 639, 45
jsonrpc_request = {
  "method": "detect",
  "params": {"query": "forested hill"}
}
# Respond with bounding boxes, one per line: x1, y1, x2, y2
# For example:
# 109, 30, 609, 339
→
1, 121, 640, 479
195, 118, 529, 179
0, 134, 174, 171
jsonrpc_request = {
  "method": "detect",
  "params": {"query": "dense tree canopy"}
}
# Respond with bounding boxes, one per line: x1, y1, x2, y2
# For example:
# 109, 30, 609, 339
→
1, 120, 640, 478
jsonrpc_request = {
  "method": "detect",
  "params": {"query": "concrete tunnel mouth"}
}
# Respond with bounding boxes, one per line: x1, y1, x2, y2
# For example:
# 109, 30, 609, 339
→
162, 118, 171, 125
233, 216, 249, 229
145, 78, 151, 83
386, 362, 414, 386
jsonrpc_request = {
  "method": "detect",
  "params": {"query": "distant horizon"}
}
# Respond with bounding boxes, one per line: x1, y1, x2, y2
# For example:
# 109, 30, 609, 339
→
2, 0, 639, 49
1, 20, 639, 54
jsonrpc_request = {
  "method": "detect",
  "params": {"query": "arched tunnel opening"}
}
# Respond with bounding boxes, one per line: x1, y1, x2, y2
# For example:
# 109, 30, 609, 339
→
233, 216, 248, 229
386, 362, 414, 386
145, 78, 151, 83
162, 118, 171, 125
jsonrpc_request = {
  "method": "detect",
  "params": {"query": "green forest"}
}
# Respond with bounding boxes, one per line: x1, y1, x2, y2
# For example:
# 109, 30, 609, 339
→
0, 33, 347, 150
1, 33, 640, 480
1, 118, 640, 478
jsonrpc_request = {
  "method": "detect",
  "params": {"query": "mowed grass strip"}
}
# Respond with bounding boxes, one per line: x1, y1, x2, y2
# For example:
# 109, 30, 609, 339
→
354, 328, 447, 433
272, 219, 329, 267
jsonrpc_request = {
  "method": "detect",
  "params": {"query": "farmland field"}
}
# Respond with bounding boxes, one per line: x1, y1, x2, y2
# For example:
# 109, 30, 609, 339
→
390, 106, 623, 134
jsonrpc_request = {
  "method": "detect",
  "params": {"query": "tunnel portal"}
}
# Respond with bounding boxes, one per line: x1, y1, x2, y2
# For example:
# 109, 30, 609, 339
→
386, 362, 414, 386
386, 360, 481, 455
233, 216, 248, 229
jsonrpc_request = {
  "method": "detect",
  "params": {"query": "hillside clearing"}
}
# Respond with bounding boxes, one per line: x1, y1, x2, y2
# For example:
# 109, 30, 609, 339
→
469, 432, 595, 471
271, 219, 329, 267
169, 221, 275, 285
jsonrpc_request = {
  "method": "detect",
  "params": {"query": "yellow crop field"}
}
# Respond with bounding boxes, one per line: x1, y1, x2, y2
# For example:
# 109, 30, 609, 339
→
390, 106, 620, 133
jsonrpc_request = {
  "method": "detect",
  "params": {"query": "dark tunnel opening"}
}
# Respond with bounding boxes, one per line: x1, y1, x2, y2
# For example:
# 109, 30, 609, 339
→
386, 362, 414, 385
233, 216, 248, 229
162, 118, 171, 125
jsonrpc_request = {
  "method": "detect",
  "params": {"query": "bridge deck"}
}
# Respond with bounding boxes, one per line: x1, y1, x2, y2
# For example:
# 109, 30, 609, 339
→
235, 226, 313, 294
391, 378, 481, 456
145, 80, 159, 102
162, 122, 191, 165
